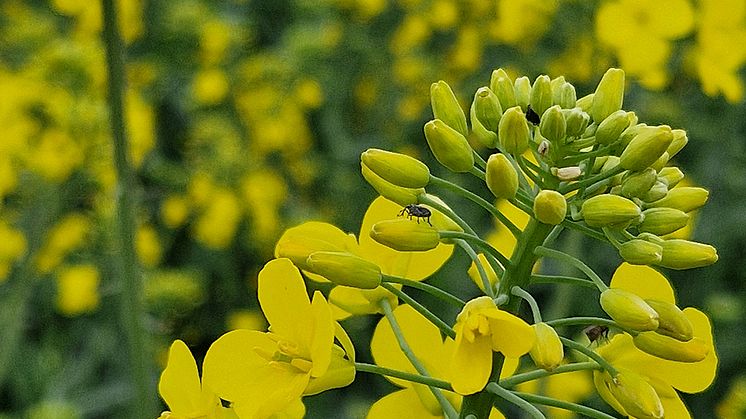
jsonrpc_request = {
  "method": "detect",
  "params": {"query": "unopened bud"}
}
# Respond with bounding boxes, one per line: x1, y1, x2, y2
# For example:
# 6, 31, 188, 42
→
575, 93, 594, 113
514, 76, 531, 110
607, 370, 664, 419
644, 299, 693, 341
658, 167, 684, 188
556, 82, 577, 109
306, 251, 382, 289
529, 322, 564, 371
647, 187, 709, 213
490, 68, 517, 110
600, 288, 659, 331
533, 190, 567, 225
539, 105, 566, 143
362, 163, 423, 206
430, 81, 468, 136
530, 75, 552, 118
498, 106, 531, 155
361, 149, 430, 189
657, 239, 718, 270
591, 68, 625, 123
667, 129, 688, 158
564, 107, 590, 137
595, 110, 630, 145
486, 153, 519, 199
370, 219, 440, 252
472, 87, 502, 131
618, 123, 647, 150
619, 239, 663, 265
633, 332, 708, 363
621, 168, 657, 199
275, 222, 357, 271
639, 208, 689, 236
620, 126, 674, 171
581, 194, 642, 228
424, 119, 475, 173
642, 180, 669, 203
470, 101, 499, 148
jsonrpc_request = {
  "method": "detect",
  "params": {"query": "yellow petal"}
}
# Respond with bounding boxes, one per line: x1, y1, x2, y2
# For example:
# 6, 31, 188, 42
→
334, 321, 356, 363
304, 345, 355, 395
450, 332, 492, 395
368, 388, 443, 419
610, 263, 676, 304
328, 285, 398, 316
258, 259, 313, 351
483, 310, 536, 358
158, 340, 204, 416
358, 197, 453, 280
309, 291, 334, 377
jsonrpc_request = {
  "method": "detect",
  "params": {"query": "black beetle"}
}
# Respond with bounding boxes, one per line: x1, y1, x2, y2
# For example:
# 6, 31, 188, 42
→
398, 204, 432, 225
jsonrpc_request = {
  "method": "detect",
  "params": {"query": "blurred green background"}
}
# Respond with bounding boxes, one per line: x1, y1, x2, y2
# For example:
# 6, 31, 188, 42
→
0, 0, 744, 417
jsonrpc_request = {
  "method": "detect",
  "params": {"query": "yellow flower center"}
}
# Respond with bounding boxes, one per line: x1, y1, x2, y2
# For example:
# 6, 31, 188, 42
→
254, 339, 314, 374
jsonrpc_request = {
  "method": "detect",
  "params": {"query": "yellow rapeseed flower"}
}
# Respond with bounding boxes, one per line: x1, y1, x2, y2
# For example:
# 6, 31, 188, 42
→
56, 265, 100, 316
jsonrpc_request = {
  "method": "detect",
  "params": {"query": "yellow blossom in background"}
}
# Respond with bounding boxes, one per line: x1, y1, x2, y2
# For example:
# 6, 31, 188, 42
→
241, 170, 288, 245
29, 130, 84, 183
717, 376, 746, 419
226, 309, 266, 332
55, 265, 100, 316
516, 369, 593, 419
136, 224, 163, 268
294, 78, 324, 110
144, 270, 205, 318
0, 221, 27, 282
490, 0, 558, 49
127, 90, 156, 168
194, 188, 242, 250
50, 0, 144, 43
161, 195, 191, 229
35, 213, 91, 275
199, 19, 235, 65
193, 68, 230, 105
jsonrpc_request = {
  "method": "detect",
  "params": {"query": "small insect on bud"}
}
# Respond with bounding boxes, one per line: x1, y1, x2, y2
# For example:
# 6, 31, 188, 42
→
620, 125, 674, 171
595, 109, 630, 145
584, 325, 610, 345
632, 332, 709, 362
530, 74, 553, 118
644, 299, 693, 341
514, 76, 531, 110
538, 140, 550, 157
581, 194, 642, 228
485, 153, 519, 199
657, 239, 718, 270
646, 186, 709, 213
361, 148, 431, 189
306, 251, 382, 289
591, 68, 625, 123
370, 218, 440, 252
430, 80, 468, 136
490, 68, 517, 110
525, 105, 541, 125
639, 208, 689, 236
424, 119, 475, 173
362, 163, 424, 207
533, 190, 567, 225
529, 322, 564, 371
539, 105, 566, 143
498, 106, 531, 155
600, 288, 659, 332
618, 239, 663, 265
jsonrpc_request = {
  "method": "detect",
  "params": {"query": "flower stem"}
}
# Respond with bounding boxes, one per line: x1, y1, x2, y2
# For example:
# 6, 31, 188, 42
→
382, 274, 465, 307
512, 392, 618, 419
511, 286, 541, 323
101, 0, 153, 416
440, 231, 510, 269
559, 337, 618, 376
559, 164, 624, 195
529, 274, 597, 288
534, 246, 608, 291
456, 240, 496, 298
499, 361, 600, 388
380, 283, 455, 339
484, 383, 546, 419
354, 362, 452, 390
473, 150, 488, 169
380, 299, 458, 419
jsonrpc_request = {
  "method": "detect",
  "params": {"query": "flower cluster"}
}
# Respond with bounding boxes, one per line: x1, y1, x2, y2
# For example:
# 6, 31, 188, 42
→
159, 67, 718, 418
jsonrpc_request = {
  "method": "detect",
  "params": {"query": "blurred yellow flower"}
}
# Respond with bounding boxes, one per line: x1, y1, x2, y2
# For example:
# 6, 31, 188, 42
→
36, 213, 91, 274
56, 265, 100, 316
194, 188, 242, 250
226, 309, 266, 332
29, 130, 84, 183
0, 221, 27, 282
161, 195, 191, 229
193, 68, 230, 105
136, 224, 162, 268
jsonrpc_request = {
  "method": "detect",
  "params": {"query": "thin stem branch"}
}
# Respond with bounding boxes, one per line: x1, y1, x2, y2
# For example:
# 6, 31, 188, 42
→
499, 361, 600, 388
484, 383, 546, 419
561, 219, 607, 242
559, 337, 617, 376
382, 274, 464, 307
534, 246, 608, 291
511, 286, 541, 323
440, 231, 510, 269
559, 165, 624, 195
529, 274, 597, 289
512, 392, 618, 419
380, 283, 455, 339
473, 150, 487, 169
354, 362, 453, 390
456, 240, 496, 298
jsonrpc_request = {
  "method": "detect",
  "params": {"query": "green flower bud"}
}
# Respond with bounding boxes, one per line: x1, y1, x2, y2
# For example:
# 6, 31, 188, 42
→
529, 322, 564, 371
575, 93, 594, 113
620, 125, 674, 171
514, 76, 531, 110
667, 129, 688, 158
633, 332, 708, 363
490, 68, 517, 110
617, 123, 647, 151
657, 239, 718, 270
361, 148, 431, 189
472, 87, 502, 132
581, 194, 642, 228
430, 80, 468, 136
556, 82, 577, 109
591, 68, 625, 123
621, 168, 657, 199
498, 106, 530, 155
639, 208, 689, 235
422, 194, 464, 239
470, 100, 499, 148
607, 370, 664, 419
485, 153, 519, 199
539, 105, 566, 143
644, 299, 694, 341
658, 167, 684, 188
306, 251, 382, 289
549, 75, 566, 97
370, 219, 440, 252
600, 288, 660, 332
650, 152, 670, 172
646, 187, 709, 213
595, 109, 630, 145
362, 163, 423, 206
637, 232, 665, 244
424, 119, 475, 173
642, 180, 669, 203
619, 239, 663, 265
564, 107, 590, 137
533, 190, 567, 225
530, 75, 552, 118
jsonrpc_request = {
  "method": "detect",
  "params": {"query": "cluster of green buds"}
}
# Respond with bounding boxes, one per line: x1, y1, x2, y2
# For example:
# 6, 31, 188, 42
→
356, 68, 716, 419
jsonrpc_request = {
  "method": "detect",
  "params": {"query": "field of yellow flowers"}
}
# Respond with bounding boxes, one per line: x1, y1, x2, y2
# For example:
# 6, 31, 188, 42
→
0, 1, 744, 418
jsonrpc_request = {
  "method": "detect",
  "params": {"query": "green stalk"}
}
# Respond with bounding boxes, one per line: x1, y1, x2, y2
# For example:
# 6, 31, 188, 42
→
559, 165, 624, 194
473, 150, 488, 169
440, 231, 510, 269
484, 383, 545, 419
512, 392, 618, 419
534, 246, 608, 291
529, 274, 596, 289
380, 299, 458, 419
382, 274, 465, 307
354, 362, 453, 390
559, 337, 618, 376
380, 282, 455, 339
511, 286, 541, 323
101, 0, 153, 415
456, 240, 496, 298
499, 361, 600, 388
